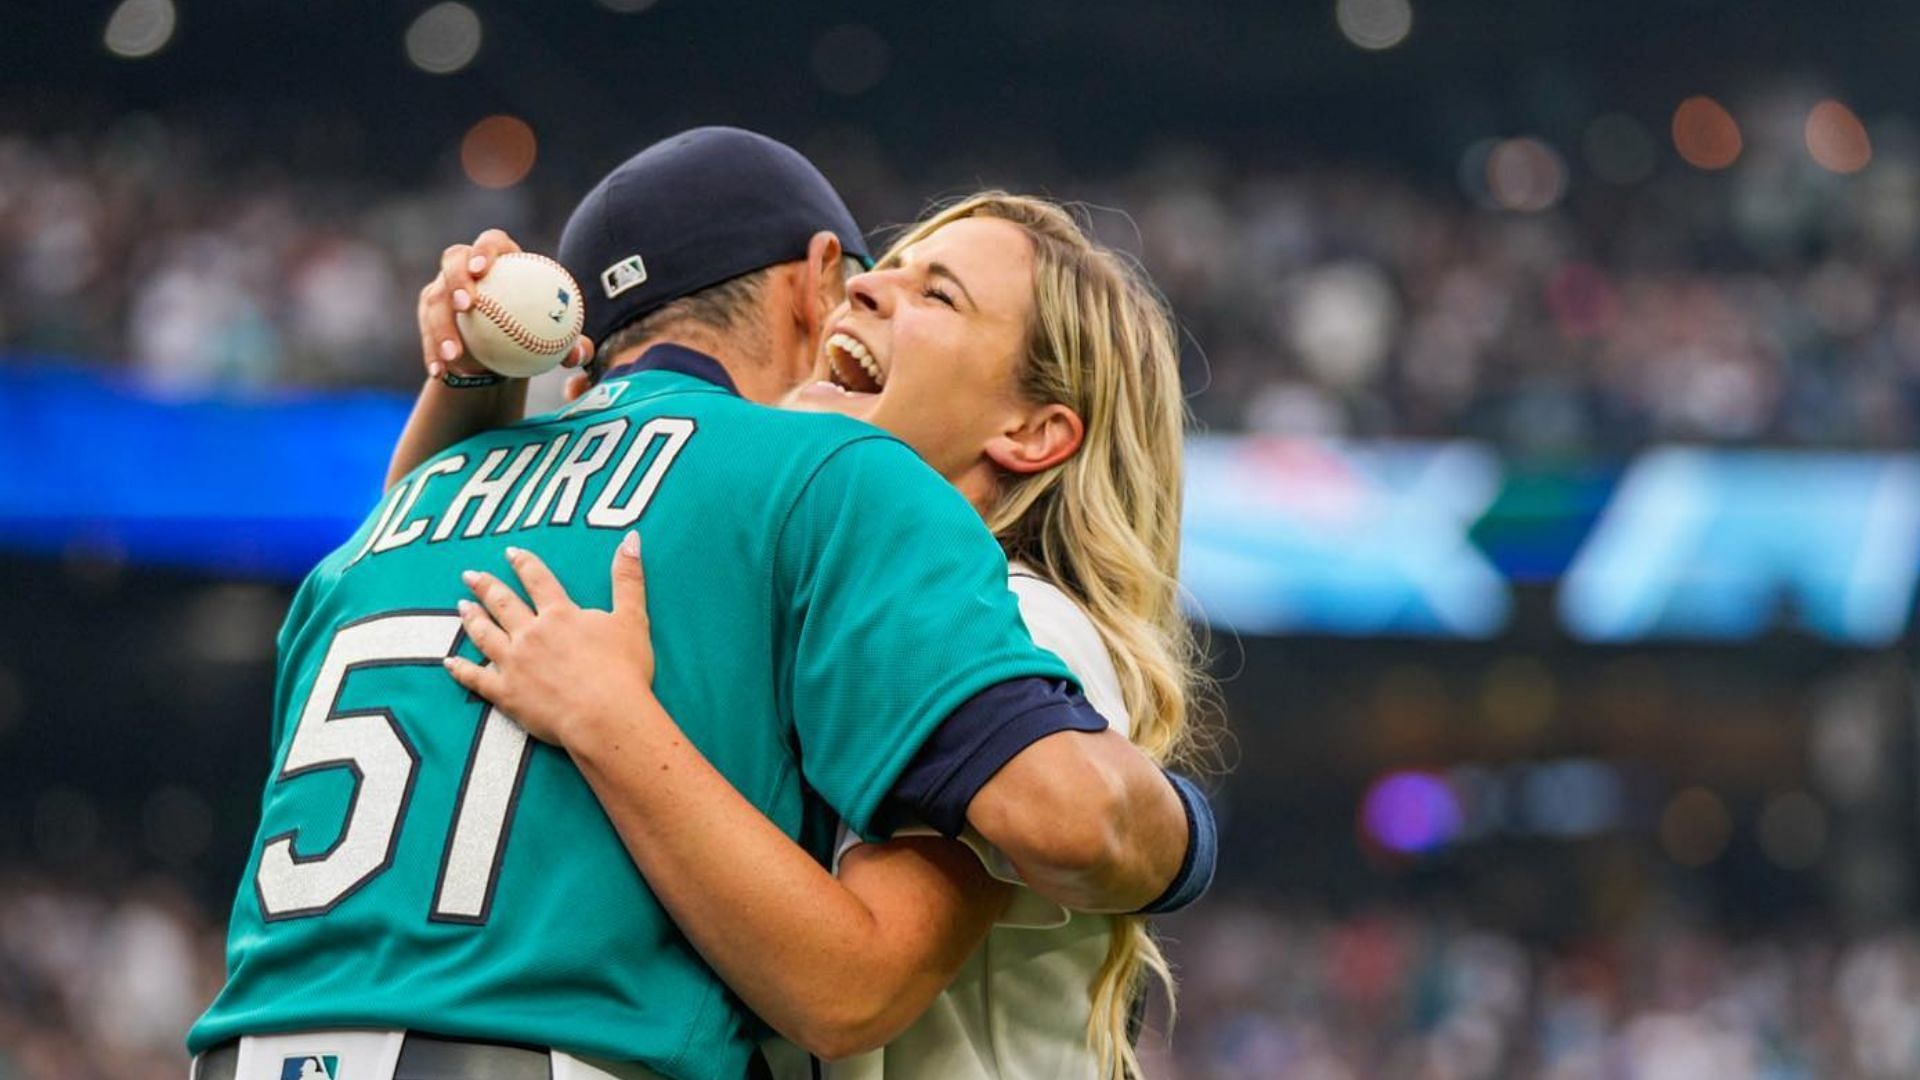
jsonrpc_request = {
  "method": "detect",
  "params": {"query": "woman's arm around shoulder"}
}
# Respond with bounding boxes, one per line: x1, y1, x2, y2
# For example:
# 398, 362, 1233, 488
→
446, 539, 1008, 1060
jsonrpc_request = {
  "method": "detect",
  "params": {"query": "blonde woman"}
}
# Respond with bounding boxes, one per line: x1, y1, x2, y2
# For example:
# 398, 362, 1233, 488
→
447, 194, 1208, 1078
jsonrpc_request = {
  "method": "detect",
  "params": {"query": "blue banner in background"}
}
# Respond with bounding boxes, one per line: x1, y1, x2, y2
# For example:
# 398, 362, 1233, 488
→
0, 360, 407, 578
1, 361, 1915, 644
1181, 437, 1513, 638
1558, 449, 1920, 647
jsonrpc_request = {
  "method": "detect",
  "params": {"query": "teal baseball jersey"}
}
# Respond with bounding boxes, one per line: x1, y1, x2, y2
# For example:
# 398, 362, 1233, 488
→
189, 350, 1074, 1079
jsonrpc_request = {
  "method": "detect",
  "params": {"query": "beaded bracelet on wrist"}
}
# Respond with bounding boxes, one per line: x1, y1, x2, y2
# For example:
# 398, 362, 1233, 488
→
439, 369, 507, 389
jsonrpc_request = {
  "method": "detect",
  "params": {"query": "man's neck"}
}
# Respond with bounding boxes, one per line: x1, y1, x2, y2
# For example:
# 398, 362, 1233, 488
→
605, 332, 780, 403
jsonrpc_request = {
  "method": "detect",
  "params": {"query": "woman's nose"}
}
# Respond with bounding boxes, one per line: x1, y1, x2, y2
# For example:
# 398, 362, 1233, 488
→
847, 272, 886, 314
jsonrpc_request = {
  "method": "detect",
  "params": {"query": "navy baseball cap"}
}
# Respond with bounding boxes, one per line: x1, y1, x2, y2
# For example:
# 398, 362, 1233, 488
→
558, 126, 871, 346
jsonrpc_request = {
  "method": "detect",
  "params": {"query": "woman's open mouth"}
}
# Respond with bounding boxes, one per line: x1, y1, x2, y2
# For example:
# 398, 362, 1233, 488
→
826, 332, 885, 394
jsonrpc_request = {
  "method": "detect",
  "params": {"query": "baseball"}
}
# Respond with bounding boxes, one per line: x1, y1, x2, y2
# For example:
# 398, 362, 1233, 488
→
456, 252, 586, 378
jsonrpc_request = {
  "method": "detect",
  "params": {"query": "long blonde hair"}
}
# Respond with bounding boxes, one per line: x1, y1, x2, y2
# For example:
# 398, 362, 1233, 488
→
882, 193, 1207, 1079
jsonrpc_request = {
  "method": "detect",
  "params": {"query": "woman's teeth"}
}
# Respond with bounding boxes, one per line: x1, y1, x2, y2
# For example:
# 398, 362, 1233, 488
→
828, 332, 885, 392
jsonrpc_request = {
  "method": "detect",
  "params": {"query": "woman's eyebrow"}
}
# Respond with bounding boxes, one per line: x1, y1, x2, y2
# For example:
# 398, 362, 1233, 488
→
925, 261, 979, 309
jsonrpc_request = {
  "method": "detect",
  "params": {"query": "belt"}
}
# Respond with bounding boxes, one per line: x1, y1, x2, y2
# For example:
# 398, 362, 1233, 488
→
196, 1034, 566, 1080
195, 1034, 772, 1080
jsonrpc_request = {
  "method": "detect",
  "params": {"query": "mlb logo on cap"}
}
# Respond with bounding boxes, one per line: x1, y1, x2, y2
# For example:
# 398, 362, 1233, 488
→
601, 254, 648, 299
559, 126, 870, 347
280, 1054, 339, 1080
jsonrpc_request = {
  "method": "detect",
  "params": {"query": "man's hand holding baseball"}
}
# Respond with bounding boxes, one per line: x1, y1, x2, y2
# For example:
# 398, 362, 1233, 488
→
417, 228, 594, 382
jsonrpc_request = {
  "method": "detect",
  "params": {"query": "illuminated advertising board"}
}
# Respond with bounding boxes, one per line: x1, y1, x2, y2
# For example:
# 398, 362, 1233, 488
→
2, 365, 1916, 644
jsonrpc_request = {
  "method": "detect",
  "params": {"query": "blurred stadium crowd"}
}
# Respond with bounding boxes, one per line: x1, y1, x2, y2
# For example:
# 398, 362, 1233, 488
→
0, 875, 219, 1079
17, 879, 1920, 1079
5, 104, 1920, 451
1148, 900, 1920, 1079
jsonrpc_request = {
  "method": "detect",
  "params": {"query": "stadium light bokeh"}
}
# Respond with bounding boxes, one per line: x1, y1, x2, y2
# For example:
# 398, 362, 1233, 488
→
104, 0, 176, 59
1360, 770, 1462, 856
1673, 95, 1743, 170
1335, 0, 1414, 51
1486, 136, 1567, 213
461, 115, 538, 189
406, 2, 483, 75
1806, 99, 1872, 174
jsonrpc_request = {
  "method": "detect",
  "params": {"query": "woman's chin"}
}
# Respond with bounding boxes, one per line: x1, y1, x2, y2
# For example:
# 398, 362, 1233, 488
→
784, 380, 881, 420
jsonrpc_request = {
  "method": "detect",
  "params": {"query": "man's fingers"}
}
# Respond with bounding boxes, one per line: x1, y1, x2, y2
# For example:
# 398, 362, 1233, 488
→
418, 279, 450, 378
463, 569, 534, 632
469, 229, 522, 277
422, 231, 526, 376
504, 546, 575, 613
442, 655, 502, 701
457, 598, 511, 658
439, 243, 479, 298
420, 274, 464, 375
564, 336, 594, 368
610, 531, 648, 623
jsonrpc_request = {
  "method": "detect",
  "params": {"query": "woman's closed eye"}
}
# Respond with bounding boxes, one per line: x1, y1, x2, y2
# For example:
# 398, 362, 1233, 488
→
922, 285, 958, 308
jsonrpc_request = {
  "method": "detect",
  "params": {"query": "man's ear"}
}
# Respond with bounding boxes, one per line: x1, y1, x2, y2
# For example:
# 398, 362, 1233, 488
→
983, 403, 1085, 476
796, 230, 848, 332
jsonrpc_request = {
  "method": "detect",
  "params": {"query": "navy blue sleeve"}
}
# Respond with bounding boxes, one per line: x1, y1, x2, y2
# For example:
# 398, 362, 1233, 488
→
880, 677, 1107, 838
1137, 770, 1217, 914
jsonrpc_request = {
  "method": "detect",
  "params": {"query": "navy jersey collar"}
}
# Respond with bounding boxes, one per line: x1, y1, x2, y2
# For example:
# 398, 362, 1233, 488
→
602, 344, 740, 397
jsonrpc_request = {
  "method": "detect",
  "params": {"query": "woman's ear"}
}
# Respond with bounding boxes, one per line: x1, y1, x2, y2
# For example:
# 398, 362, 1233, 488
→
983, 403, 1084, 476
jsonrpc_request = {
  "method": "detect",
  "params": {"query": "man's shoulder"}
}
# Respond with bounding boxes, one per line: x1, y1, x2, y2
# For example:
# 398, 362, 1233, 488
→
734, 403, 896, 449
725, 409, 936, 491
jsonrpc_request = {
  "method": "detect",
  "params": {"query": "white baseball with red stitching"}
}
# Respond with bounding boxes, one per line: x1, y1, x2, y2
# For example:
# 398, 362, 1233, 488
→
455, 252, 587, 378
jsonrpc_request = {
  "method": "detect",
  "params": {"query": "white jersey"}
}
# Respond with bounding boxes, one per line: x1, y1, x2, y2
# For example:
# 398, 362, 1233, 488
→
770, 564, 1129, 1080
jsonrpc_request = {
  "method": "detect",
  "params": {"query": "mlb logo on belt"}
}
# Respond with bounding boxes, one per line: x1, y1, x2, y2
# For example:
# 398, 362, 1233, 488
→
280, 1054, 340, 1080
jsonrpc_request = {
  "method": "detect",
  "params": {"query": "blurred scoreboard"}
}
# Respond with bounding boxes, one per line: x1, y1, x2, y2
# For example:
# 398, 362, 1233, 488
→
1557, 449, 1920, 645
1182, 438, 1512, 638
0, 361, 405, 577
3, 362, 1917, 645
1184, 436, 1920, 645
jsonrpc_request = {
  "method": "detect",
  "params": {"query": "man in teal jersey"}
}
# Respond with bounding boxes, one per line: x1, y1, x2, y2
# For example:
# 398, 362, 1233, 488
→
190, 129, 1212, 1080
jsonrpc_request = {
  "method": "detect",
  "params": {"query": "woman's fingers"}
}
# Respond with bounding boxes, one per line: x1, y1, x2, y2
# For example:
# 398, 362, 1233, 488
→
457, 598, 511, 660
463, 569, 534, 632
505, 546, 575, 613
442, 655, 503, 700
610, 531, 647, 626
